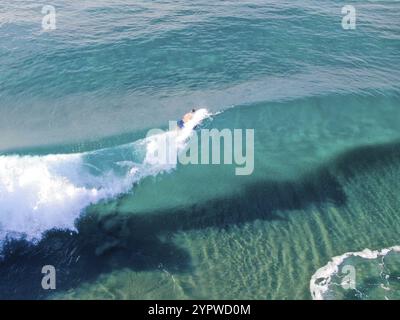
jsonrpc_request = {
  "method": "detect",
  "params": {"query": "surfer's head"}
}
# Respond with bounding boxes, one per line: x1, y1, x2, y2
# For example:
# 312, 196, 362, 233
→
191, 108, 196, 113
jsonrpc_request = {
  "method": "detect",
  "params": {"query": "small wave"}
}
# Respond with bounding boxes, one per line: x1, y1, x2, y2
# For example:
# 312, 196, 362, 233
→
310, 246, 400, 300
0, 109, 210, 245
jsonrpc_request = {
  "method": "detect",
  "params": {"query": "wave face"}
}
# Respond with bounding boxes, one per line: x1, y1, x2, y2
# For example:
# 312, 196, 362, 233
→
1, 0, 400, 300
0, 109, 209, 243
310, 246, 400, 300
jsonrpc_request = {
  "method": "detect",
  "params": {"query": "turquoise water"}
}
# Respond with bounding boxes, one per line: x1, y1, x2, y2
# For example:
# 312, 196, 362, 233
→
0, 1, 400, 299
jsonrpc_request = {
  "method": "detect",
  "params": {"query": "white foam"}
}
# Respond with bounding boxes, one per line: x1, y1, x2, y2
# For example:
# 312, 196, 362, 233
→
310, 245, 400, 300
0, 153, 136, 242
0, 109, 210, 244
143, 108, 210, 170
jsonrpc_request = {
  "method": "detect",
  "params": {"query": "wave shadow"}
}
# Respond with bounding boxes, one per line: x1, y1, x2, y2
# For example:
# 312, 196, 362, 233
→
1, 140, 399, 299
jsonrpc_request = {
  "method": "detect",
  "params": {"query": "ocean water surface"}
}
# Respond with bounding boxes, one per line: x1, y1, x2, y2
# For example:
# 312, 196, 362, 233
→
0, 0, 399, 299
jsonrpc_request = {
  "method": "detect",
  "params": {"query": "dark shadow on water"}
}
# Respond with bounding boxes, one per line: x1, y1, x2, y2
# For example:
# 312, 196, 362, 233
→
1, 141, 399, 299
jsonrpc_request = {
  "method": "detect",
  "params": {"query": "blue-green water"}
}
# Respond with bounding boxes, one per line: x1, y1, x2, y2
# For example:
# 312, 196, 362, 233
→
0, 1, 400, 299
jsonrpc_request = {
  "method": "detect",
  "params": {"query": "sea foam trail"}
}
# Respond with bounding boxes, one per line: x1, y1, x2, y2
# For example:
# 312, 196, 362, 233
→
310, 246, 400, 300
0, 109, 210, 244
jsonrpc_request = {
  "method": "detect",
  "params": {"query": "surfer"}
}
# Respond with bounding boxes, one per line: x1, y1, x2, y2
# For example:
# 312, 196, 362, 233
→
177, 109, 196, 129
